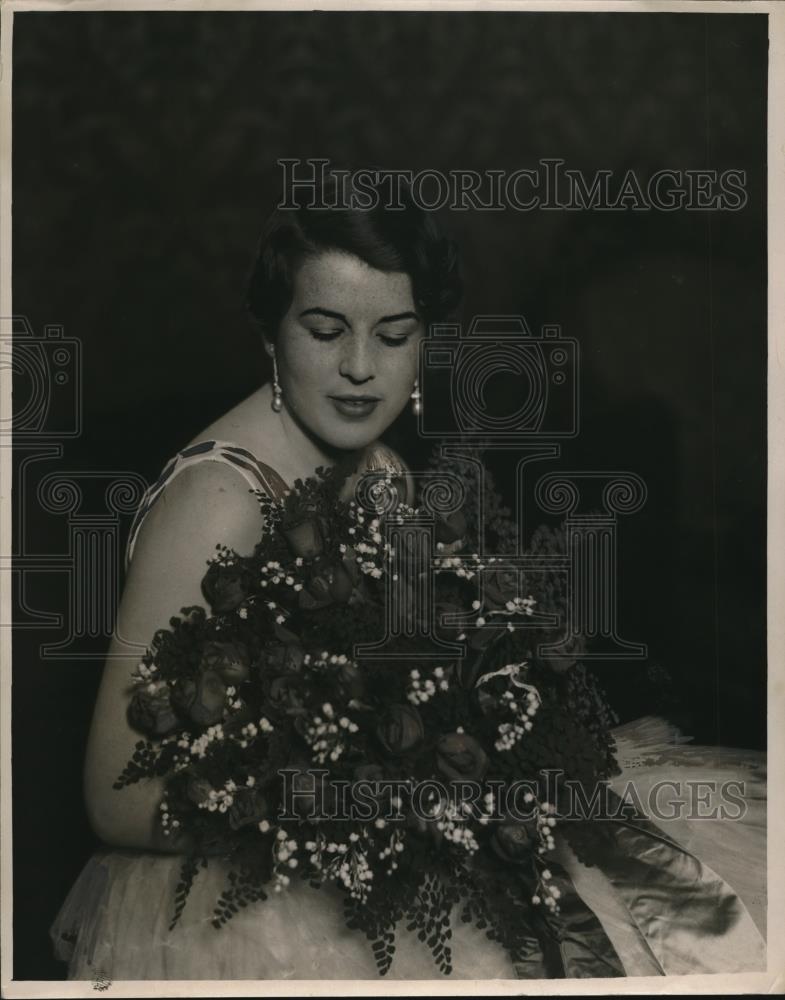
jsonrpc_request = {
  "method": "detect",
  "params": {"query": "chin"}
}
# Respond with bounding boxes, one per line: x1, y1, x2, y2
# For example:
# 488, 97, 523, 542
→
319, 422, 384, 452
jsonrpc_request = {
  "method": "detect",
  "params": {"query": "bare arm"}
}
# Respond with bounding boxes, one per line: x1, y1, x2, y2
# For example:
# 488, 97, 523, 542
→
84, 460, 265, 851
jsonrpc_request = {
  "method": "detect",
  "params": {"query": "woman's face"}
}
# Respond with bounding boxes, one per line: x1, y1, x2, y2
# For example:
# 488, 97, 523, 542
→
272, 250, 424, 451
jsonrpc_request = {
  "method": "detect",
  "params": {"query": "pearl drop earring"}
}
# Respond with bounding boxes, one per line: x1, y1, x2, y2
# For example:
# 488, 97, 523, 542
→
271, 349, 283, 413
410, 378, 422, 417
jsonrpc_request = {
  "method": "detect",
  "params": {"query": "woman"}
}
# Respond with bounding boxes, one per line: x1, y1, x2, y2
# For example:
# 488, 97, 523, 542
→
51, 177, 765, 981
52, 177, 519, 979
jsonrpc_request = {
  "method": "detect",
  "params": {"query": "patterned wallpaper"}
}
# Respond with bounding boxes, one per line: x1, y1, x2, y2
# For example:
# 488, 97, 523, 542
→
13, 12, 765, 408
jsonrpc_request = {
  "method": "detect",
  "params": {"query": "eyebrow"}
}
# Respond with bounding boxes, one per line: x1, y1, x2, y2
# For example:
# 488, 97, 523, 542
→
299, 307, 420, 326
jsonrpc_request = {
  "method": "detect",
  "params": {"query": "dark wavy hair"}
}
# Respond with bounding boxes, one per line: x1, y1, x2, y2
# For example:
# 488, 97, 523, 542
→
245, 174, 462, 340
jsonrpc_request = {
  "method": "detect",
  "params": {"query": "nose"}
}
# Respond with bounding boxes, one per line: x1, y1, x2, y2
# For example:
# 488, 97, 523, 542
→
338, 334, 376, 384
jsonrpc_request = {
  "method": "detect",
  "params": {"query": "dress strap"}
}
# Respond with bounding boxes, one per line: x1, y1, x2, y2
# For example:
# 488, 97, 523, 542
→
124, 439, 289, 572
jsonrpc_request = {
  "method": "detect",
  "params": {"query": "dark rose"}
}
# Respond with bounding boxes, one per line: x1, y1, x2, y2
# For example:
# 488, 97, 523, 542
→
307, 570, 331, 603
483, 568, 521, 609
377, 705, 424, 755
300, 562, 354, 609
228, 787, 270, 830
200, 640, 251, 684
539, 634, 587, 674
435, 509, 468, 545
298, 580, 328, 609
282, 518, 323, 559
127, 683, 179, 737
185, 773, 214, 807
265, 673, 305, 716
171, 670, 227, 727
200, 561, 249, 614
326, 562, 353, 602
286, 768, 337, 821
491, 819, 536, 863
436, 731, 489, 782
260, 642, 304, 676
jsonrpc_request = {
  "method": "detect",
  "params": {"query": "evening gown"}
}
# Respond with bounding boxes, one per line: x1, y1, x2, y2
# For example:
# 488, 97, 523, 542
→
50, 441, 767, 980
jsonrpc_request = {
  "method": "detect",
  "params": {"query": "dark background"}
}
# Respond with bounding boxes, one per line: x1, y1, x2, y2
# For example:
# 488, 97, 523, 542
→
11, 11, 767, 979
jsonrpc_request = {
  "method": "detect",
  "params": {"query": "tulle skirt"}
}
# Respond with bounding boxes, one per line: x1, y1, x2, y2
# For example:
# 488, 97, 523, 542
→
51, 717, 766, 981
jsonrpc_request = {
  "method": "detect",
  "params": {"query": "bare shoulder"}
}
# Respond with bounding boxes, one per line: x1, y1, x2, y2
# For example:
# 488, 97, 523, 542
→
132, 459, 265, 571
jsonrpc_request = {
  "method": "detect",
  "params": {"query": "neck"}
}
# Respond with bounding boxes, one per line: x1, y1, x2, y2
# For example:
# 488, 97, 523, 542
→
258, 382, 367, 484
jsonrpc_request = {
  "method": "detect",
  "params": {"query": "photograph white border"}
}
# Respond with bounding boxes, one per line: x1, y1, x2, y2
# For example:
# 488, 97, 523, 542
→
1, 1, 782, 995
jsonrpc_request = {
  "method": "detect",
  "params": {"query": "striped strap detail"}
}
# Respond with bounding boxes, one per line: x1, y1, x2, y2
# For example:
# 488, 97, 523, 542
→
124, 439, 289, 572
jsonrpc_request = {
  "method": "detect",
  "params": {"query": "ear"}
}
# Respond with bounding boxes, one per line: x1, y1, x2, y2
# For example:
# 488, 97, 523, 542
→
261, 333, 275, 358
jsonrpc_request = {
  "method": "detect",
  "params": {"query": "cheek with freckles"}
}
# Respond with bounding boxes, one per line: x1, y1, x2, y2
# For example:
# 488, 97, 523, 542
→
279, 332, 334, 402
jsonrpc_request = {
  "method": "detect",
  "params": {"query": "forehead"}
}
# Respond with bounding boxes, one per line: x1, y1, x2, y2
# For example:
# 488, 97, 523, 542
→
292, 250, 416, 315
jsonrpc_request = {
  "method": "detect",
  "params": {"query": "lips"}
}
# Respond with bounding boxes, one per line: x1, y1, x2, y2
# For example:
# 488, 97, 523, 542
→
329, 395, 381, 419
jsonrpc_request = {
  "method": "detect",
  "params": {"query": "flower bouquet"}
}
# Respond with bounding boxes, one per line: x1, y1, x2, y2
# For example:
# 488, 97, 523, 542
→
116, 452, 623, 977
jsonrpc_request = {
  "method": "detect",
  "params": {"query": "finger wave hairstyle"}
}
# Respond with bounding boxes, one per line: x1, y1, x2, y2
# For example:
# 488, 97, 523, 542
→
245, 174, 463, 340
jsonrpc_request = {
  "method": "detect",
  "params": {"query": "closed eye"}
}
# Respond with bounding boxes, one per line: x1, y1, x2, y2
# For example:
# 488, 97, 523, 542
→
379, 335, 410, 347
309, 329, 343, 342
